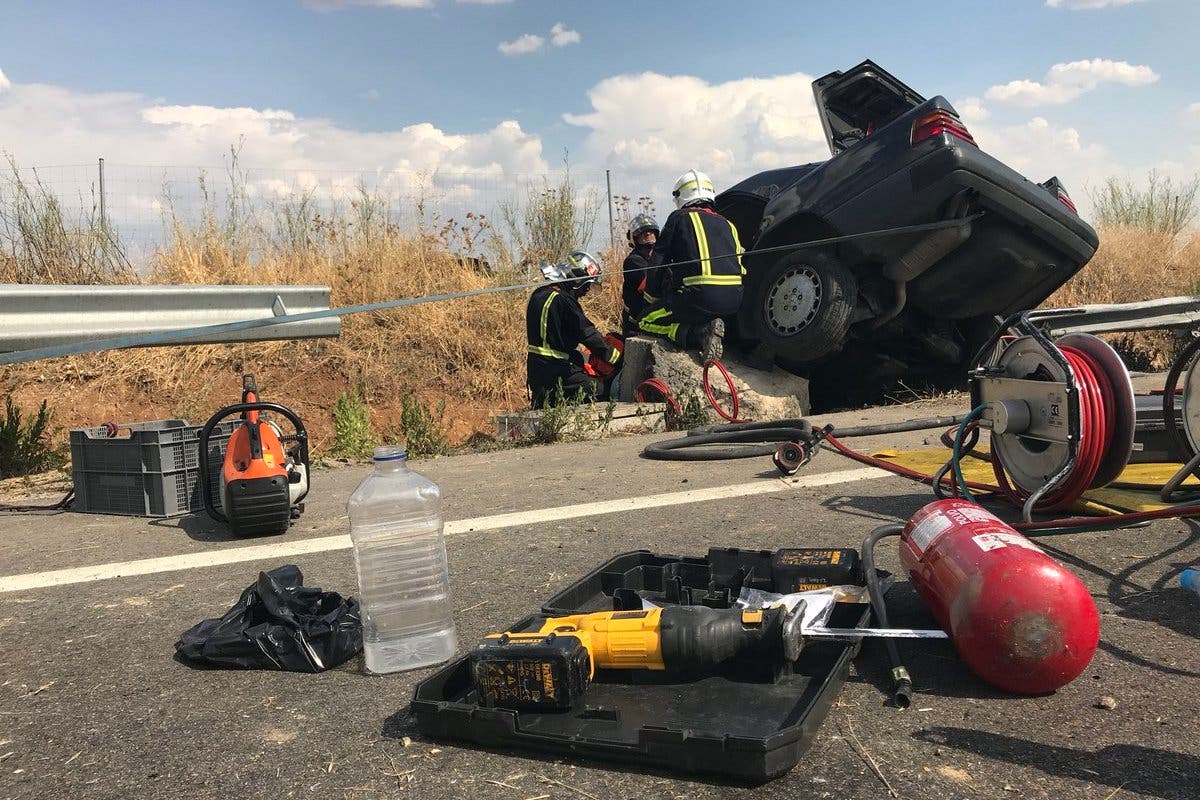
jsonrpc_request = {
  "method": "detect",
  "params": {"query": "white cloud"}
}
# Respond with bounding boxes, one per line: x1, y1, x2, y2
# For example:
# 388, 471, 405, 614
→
360, 88, 381, 101
498, 33, 544, 56
565, 71, 829, 194
1189, 102, 1200, 116
954, 96, 990, 124
304, 0, 431, 9
985, 59, 1158, 106
0, 68, 9, 92
457, 0, 513, 4
549, 23, 581, 47
0, 71, 549, 239
1045, 0, 1147, 8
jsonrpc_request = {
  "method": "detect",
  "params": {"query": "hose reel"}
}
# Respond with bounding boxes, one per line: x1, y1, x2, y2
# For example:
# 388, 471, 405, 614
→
971, 313, 1136, 517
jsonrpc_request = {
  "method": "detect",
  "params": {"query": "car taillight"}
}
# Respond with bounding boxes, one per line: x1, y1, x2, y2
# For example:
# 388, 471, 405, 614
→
911, 110, 977, 147
1056, 188, 1078, 215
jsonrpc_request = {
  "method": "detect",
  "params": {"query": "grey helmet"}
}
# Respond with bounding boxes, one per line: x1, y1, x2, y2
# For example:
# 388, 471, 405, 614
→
541, 250, 603, 293
627, 213, 659, 246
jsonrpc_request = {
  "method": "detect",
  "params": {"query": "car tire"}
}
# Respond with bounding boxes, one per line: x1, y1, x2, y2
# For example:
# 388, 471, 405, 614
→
750, 250, 857, 365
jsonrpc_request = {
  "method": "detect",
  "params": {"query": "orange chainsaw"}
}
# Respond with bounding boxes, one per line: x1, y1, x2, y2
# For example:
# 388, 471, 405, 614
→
198, 374, 309, 537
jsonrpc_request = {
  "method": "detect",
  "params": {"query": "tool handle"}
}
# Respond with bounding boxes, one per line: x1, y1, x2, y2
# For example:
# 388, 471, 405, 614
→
659, 606, 787, 670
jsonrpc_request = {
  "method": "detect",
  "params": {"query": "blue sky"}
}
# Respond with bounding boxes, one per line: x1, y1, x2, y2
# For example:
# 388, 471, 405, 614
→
0, 0, 1197, 229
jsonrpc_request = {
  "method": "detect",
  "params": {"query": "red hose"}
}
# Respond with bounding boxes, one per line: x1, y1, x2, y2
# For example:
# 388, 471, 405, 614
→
635, 378, 682, 419
825, 433, 1000, 496
702, 359, 745, 423
991, 345, 1115, 512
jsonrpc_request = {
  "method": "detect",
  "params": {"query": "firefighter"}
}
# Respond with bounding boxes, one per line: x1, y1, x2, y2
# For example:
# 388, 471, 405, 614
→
637, 169, 744, 362
621, 213, 660, 336
526, 251, 622, 408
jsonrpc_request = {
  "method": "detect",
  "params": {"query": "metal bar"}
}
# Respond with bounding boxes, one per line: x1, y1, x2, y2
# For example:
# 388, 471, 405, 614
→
803, 627, 948, 640
1041, 295, 1200, 337
97, 157, 107, 231
605, 169, 615, 253
0, 284, 338, 354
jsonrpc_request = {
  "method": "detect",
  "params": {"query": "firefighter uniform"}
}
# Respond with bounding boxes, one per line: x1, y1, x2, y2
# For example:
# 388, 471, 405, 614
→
621, 250, 656, 336
637, 205, 744, 347
526, 284, 621, 408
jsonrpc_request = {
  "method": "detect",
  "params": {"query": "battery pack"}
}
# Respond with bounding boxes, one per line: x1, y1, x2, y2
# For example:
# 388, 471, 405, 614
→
771, 549, 860, 592
470, 633, 591, 712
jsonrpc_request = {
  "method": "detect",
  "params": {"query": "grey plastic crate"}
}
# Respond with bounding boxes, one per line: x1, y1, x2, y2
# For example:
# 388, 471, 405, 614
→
70, 419, 239, 517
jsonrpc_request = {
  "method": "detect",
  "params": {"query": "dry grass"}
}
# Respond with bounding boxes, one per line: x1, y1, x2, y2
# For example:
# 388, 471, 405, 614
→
1, 173, 626, 448
1046, 226, 1200, 368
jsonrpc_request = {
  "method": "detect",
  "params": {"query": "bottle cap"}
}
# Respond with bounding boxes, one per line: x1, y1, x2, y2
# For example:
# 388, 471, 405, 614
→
373, 445, 408, 462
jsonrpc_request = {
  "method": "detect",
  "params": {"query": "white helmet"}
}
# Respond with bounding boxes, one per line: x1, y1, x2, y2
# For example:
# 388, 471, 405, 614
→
671, 169, 716, 209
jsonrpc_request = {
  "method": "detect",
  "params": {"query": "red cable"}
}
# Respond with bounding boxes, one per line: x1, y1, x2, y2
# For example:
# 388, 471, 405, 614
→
825, 433, 1000, 496
702, 359, 745, 422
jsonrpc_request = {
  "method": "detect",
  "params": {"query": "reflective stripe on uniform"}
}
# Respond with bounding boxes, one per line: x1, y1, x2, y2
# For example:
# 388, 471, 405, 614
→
729, 219, 746, 276
683, 210, 741, 288
638, 307, 681, 343
681, 274, 742, 286
528, 345, 569, 359
530, 290, 569, 360
688, 211, 712, 277
609, 347, 622, 364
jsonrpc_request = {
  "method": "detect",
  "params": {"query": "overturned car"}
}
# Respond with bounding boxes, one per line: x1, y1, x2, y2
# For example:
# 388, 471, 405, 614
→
716, 61, 1098, 391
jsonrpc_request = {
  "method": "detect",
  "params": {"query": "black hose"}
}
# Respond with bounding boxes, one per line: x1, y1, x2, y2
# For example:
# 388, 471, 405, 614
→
644, 415, 965, 461
643, 424, 818, 461
861, 523, 912, 709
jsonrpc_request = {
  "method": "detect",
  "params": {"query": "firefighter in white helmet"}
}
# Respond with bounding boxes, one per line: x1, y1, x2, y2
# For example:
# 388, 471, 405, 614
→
637, 169, 744, 362
621, 212, 660, 336
526, 251, 621, 408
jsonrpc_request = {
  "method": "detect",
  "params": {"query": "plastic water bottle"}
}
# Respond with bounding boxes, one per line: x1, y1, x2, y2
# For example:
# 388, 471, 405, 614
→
1182, 568, 1200, 598
349, 445, 457, 673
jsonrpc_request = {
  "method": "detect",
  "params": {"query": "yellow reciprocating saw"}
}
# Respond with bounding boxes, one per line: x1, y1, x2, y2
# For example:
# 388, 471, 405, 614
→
470, 605, 805, 712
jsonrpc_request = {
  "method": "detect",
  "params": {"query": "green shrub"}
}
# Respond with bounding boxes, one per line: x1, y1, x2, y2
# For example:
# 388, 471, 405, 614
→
1089, 171, 1199, 236
0, 397, 64, 478
393, 393, 450, 458
330, 389, 373, 458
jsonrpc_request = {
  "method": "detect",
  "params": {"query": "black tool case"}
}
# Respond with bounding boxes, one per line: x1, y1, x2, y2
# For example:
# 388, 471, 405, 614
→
412, 548, 872, 783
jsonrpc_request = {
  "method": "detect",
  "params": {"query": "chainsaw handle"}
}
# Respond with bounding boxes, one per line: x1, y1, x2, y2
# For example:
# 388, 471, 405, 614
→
198, 401, 310, 524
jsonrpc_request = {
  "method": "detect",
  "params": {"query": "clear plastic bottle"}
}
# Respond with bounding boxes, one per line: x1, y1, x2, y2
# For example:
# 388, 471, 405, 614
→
349, 445, 457, 673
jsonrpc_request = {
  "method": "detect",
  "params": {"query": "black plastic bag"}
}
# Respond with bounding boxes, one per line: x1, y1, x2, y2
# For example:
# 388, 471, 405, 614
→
175, 565, 362, 672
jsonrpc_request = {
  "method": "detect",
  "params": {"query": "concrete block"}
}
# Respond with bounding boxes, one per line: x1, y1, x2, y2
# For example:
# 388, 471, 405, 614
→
648, 340, 809, 421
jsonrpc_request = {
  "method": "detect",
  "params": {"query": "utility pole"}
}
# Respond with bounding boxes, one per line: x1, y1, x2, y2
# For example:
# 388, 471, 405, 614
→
97, 157, 107, 231
605, 169, 615, 252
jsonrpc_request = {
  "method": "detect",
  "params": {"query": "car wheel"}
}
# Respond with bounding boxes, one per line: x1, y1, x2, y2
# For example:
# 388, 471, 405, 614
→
752, 250, 857, 365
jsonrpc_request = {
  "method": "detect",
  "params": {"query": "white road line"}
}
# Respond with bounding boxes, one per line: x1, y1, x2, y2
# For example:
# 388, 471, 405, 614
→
0, 466, 888, 593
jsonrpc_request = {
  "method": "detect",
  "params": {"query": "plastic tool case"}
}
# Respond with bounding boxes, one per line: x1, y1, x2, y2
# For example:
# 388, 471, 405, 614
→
412, 547, 872, 783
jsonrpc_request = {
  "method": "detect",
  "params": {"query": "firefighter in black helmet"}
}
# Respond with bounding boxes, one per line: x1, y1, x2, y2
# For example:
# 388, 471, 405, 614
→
622, 213, 660, 336
637, 169, 744, 362
526, 251, 621, 408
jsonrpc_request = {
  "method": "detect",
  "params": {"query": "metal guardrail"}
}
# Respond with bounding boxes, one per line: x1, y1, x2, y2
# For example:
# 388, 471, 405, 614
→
1035, 295, 1200, 337
0, 284, 339, 354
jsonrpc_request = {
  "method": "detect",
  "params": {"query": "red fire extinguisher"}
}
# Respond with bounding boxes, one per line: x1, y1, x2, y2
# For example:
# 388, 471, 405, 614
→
898, 499, 1100, 695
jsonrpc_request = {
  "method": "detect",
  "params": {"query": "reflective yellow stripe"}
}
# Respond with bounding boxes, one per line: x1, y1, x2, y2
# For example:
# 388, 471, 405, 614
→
530, 290, 569, 359
681, 274, 742, 286
528, 345, 569, 360
729, 219, 746, 276
638, 307, 680, 343
609, 347, 622, 364
688, 212, 712, 277
676, 179, 714, 194
643, 292, 658, 304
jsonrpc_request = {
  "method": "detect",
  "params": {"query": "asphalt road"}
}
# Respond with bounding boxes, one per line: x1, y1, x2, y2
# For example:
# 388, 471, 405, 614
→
1, 399, 1198, 800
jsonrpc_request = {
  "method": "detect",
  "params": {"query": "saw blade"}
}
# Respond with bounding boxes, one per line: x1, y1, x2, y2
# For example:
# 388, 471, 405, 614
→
802, 627, 948, 640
